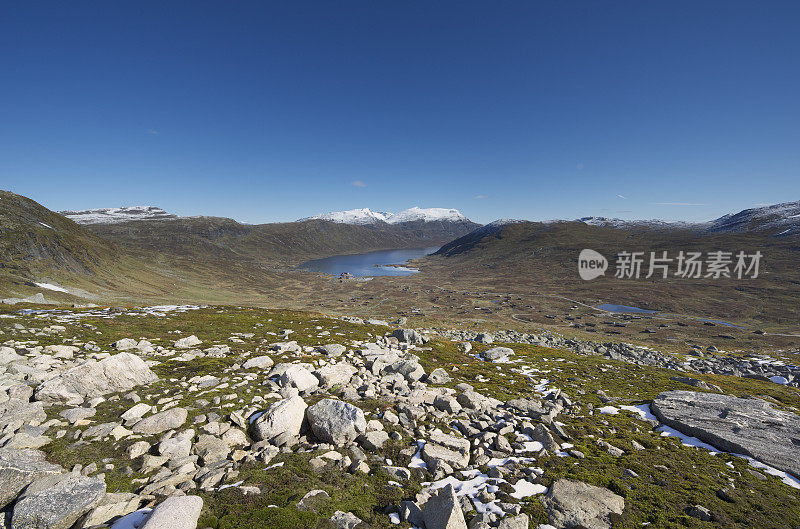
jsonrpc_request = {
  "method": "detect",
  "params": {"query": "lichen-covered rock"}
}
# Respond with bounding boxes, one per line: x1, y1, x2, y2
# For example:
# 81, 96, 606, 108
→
541, 479, 624, 529
306, 399, 366, 446
34, 353, 158, 404
11, 473, 106, 529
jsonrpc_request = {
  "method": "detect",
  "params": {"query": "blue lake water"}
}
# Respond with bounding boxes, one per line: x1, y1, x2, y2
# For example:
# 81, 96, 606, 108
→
297, 247, 439, 277
598, 304, 744, 328
597, 304, 658, 314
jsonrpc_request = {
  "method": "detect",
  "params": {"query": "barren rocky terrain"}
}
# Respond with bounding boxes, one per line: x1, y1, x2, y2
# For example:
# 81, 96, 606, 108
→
1, 305, 798, 529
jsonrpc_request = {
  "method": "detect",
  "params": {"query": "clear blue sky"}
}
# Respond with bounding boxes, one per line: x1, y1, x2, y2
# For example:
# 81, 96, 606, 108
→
2, 1, 798, 224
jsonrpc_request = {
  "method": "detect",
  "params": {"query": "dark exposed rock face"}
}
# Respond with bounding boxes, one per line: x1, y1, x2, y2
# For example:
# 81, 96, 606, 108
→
652, 390, 800, 478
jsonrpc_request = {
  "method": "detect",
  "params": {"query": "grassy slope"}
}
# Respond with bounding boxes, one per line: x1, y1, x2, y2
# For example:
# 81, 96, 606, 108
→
422, 221, 800, 328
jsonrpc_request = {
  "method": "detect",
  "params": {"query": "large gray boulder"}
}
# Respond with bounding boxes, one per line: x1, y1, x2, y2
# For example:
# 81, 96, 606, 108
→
0, 399, 46, 430
140, 495, 203, 529
306, 399, 366, 446
541, 479, 624, 529
315, 363, 357, 388
250, 396, 307, 442
482, 347, 514, 362
0, 448, 63, 508
651, 390, 800, 478
34, 353, 158, 404
319, 344, 346, 357
421, 430, 471, 469
11, 472, 106, 529
422, 484, 467, 529
279, 365, 319, 393
131, 407, 188, 435
242, 356, 274, 370
391, 329, 427, 345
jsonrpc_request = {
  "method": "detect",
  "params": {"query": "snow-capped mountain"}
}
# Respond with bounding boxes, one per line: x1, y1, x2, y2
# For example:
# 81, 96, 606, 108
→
299, 208, 392, 225
706, 200, 800, 237
60, 206, 177, 224
299, 207, 470, 225
575, 217, 699, 230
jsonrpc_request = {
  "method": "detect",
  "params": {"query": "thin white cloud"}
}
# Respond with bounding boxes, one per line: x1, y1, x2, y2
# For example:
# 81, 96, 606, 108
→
146, 129, 159, 135
617, 194, 626, 199
349, 180, 366, 188
651, 202, 706, 206
474, 194, 488, 199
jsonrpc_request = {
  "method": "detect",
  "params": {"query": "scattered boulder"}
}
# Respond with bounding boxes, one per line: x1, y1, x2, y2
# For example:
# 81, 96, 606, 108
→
307, 399, 366, 446
280, 365, 320, 393
242, 356, 274, 370
315, 363, 358, 388
541, 479, 624, 529
34, 353, 158, 404
297, 489, 330, 512
250, 396, 307, 442
330, 511, 363, 529
422, 430, 470, 469
174, 335, 202, 349
0, 448, 63, 508
319, 344, 346, 357
482, 347, 514, 362
140, 495, 203, 529
131, 407, 188, 435
11, 473, 106, 529
112, 339, 138, 351
392, 329, 427, 345
422, 484, 467, 529
428, 368, 451, 384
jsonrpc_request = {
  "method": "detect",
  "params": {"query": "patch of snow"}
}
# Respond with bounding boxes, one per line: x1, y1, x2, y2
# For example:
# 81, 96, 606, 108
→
389, 513, 401, 524
510, 479, 547, 499
60, 206, 176, 224
621, 404, 658, 422
597, 406, 620, 415
34, 282, 69, 293
770, 375, 789, 385
39, 222, 53, 229
409, 440, 427, 468
111, 509, 152, 529
299, 207, 469, 225
656, 424, 800, 489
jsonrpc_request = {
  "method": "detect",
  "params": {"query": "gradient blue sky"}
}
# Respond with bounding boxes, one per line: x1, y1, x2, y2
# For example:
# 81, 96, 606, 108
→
2, 1, 798, 224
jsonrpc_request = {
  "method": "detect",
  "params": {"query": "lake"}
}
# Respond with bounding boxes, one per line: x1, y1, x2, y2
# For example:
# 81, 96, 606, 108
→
297, 247, 439, 277
596, 304, 658, 314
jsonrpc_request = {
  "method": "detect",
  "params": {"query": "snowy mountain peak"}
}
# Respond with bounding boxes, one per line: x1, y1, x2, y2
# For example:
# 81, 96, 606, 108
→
299, 208, 391, 224
60, 206, 177, 224
387, 207, 468, 224
299, 207, 470, 225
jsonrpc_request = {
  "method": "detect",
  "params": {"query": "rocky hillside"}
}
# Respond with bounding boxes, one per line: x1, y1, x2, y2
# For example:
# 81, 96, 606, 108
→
0, 191, 116, 281
0, 305, 798, 529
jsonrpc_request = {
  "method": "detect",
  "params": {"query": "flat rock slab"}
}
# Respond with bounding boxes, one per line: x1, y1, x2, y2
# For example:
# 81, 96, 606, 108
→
0, 448, 63, 508
34, 352, 158, 404
12, 472, 106, 529
651, 390, 800, 478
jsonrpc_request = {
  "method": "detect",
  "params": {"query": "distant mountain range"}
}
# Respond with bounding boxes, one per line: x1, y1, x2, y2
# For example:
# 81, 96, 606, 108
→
2, 190, 798, 307
571, 200, 800, 237
60, 206, 177, 224
298, 207, 470, 225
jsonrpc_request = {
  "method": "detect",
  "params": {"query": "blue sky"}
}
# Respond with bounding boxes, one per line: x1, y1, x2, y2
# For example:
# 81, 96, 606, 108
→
2, 1, 798, 224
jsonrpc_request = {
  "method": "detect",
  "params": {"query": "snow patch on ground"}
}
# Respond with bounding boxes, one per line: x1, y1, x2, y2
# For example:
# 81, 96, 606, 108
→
34, 282, 69, 293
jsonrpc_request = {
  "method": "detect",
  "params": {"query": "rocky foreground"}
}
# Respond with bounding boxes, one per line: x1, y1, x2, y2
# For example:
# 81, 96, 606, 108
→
0, 305, 799, 529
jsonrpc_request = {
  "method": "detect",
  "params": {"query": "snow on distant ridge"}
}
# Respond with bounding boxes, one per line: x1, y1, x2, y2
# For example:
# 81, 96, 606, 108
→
299, 207, 469, 225
60, 206, 176, 224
